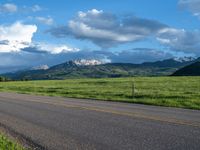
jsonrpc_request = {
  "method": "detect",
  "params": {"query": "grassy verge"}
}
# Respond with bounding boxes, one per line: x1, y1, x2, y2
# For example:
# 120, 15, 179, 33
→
0, 77, 199, 109
0, 133, 25, 150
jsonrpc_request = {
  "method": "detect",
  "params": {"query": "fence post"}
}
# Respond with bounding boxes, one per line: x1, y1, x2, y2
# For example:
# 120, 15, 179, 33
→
132, 80, 135, 98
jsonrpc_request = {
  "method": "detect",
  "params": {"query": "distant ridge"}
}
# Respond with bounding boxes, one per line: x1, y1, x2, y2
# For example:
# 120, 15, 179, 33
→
2, 57, 198, 80
172, 61, 200, 76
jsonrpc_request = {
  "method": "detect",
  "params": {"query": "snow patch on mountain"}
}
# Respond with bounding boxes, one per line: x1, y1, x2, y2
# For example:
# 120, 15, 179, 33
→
32, 65, 49, 70
73, 59, 104, 66
173, 56, 196, 63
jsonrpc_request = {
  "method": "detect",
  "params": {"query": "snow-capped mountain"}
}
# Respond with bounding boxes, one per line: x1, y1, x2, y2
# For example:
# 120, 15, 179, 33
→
173, 56, 196, 63
3, 57, 199, 80
32, 65, 49, 70
73, 59, 104, 66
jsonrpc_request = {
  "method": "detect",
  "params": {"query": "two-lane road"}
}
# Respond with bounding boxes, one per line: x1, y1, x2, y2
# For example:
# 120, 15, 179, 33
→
0, 92, 199, 150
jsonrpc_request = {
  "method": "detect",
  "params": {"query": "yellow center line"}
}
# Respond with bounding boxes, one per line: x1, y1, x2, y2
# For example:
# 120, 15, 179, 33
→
0, 96, 200, 128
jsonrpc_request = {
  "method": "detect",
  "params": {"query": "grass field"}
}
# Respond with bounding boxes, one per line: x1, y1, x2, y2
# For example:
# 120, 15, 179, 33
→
0, 77, 199, 109
0, 133, 25, 150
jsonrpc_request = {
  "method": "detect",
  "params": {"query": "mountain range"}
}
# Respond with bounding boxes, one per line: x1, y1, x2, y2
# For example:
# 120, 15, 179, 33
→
2, 57, 199, 80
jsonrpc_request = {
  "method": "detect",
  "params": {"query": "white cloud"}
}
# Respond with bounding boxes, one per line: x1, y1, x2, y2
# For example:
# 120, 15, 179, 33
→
0, 22, 37, 52
51, 45, 79, 54
26, 43, 80, 54
49, 9, 167, 48
32, 5, 42, 12
49, 9, 200, 56
0, 4, 44, 14
39, 43, 80, 54
78, 9, 103, 18
36, 16, 54, 25
68, 20, 144, 42
0, 3, 17, 13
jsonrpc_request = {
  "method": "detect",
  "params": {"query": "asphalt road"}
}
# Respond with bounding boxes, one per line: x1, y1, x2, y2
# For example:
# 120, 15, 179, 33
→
0, 92, 199, 150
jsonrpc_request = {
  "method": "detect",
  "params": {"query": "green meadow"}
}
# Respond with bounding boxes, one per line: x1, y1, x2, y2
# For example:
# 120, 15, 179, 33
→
0, 77, 199, 109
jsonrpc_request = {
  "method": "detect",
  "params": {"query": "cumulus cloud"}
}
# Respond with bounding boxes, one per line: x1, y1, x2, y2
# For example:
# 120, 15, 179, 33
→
36, 16, 54, 25
179, 0, 200, 18
32, 5, 42, 12
48, 9, 200, 56
0, 3, 43, 14
0, 3, 17, 13
49, 9, 167, 48
0, 22, 37, 52
39, 44, 79, 54
157, 27, 200, 54
23, 43, 80, 54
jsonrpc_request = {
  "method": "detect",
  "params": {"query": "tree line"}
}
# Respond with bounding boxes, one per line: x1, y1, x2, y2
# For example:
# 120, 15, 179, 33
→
0, 76, 12, 82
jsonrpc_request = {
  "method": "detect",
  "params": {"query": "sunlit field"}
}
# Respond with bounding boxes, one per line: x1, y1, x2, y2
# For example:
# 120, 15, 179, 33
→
0, 77, 199, 109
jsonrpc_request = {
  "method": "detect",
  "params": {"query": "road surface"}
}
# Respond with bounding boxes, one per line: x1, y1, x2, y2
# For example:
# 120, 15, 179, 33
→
0, 92, 199, 150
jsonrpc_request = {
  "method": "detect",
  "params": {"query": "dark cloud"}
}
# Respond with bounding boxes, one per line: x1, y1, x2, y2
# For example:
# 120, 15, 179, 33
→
157, 28, 200, 55
21, 46, 48, 54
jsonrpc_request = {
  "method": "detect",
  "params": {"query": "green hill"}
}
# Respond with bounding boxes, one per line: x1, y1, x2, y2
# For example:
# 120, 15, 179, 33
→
172, 61, 200, 76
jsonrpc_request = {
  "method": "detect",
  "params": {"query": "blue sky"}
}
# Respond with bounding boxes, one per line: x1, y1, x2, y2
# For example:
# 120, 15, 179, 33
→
0, 0, 200, 73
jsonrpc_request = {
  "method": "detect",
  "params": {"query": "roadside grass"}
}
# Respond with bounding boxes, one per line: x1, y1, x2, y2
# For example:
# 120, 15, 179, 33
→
0, 134, 25, 150
0, 77, 199, 110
